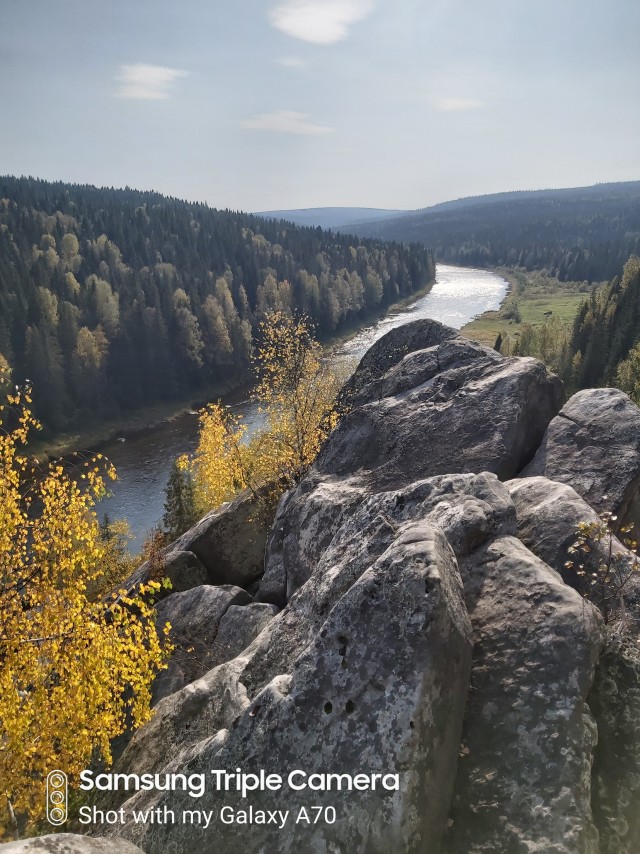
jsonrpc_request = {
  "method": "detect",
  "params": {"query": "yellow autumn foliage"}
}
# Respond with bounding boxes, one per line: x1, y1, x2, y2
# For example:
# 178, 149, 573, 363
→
0, 387, 171, 836
188, 312, 343, 514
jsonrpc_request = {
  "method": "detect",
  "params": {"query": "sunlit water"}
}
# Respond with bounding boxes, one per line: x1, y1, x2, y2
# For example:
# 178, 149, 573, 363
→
95, 265, 508, 546
337, 264, 508, 360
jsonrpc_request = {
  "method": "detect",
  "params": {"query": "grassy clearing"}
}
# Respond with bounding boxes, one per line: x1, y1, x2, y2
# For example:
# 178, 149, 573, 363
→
461, 268, 592, 349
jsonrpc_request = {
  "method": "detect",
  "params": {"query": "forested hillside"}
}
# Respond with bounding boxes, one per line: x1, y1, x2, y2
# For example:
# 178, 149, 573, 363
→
0, 176, 434, 436
568, 256, 640, 391
351, 182, 640, 282
501, 257, 640, 399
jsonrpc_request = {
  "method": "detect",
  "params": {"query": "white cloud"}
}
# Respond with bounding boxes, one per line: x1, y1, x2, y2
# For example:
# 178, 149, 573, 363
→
243, 110, 334, 135
115, 63, 188, 100
431, 97, 485, 112
276, 56, 307, 68
268, 0, 374, 45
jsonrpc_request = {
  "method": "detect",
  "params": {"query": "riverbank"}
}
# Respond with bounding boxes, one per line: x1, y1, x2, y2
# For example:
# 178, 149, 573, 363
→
460, 267, 589, 349
27, 278, 436, 461
26, 374, 253, 461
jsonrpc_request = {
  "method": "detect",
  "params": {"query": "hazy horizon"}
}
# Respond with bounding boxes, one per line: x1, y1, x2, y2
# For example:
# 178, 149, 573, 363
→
2, 1, 639, 212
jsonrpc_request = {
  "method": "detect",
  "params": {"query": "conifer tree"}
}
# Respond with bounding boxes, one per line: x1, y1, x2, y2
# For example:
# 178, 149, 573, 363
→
163, 459, 198, 539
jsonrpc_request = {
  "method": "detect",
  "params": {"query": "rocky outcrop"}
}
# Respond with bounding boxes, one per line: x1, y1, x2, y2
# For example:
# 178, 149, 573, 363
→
339, 317, 459, 406
316, 336, 564, 489
152, 584, 253, 704
508, 476, 603, 587
119, 549, 209, 603
120, 488, 274, 600
111, 489, 281, 708
507, 476, 640, 613
155, 595, 278, 703
83, 321, 640, 854
168, 487, 274, 588
258, 471, 516, 605
212, 602, 278, 663
116, 523, 474, 854
523, 388, 640, 532
110, 474, 500, 786
0, 836, 143, 853
447, 536, 603, 853
589, 639, 640, 854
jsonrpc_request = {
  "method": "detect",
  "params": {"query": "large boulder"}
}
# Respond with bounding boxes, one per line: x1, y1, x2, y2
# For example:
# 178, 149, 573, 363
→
507, 476, 602, 586
446, 536, 603, 854
316, 336, 564, 490
259, 471, 516, 605
523, 388, 640, 533
507, 476, 640, 614
0, 836, 143, 853
339, 317, 459, 406
212, 602, 278, 662
119, 549, 209, 603
167, 487, 275, 589
107, 523, 474, 854
117, 487, 276, 606
152, 584, 252, 704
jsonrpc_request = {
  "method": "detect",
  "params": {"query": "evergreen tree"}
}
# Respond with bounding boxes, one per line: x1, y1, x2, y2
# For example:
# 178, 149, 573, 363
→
163, 460, 197, 539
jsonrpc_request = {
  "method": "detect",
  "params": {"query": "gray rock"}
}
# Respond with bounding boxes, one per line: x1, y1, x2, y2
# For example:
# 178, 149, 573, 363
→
108, 473, 507, 786
158, 550, 210, 592
259, 470, 516, 604
168, 487, 276, 588
213, 602, 277, 662
523, 388, 640, 533
109, 656, 252, 782
508, 476, 602, 585
257, 476, 369, 606
153, 584, 252, 703
110, 523, 474, 854
340, 317, 459, 407
84, 322, 640, 854
117, 488, 276, 602
589, 638, 640, 854
0, 836, 143, 853
507, 476, 640, 614
117, 549, 209, 602
317, 337, 564, 490
446, 536, 603, 854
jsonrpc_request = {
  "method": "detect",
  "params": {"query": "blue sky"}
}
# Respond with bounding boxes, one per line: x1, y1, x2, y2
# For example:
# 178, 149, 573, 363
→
1, 0, 638, 211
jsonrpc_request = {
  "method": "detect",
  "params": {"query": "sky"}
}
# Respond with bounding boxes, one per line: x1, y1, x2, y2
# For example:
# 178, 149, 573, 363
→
1, 0, 639, 212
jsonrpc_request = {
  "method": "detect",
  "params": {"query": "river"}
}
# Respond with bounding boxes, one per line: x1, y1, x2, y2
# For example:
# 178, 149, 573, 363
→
95, 264, 508, 546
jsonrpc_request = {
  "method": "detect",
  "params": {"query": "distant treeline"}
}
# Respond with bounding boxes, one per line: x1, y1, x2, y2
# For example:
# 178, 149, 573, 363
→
350, 182, 640, 283
0, 176, 434, 436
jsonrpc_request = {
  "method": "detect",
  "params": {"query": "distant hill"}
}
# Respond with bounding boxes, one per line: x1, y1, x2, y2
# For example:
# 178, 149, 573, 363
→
256, 207, 405, 231
349, 181, 640, 282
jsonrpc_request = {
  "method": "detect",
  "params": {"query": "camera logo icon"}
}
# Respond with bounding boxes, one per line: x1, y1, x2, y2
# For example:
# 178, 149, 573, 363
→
46, 770, 67, 825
